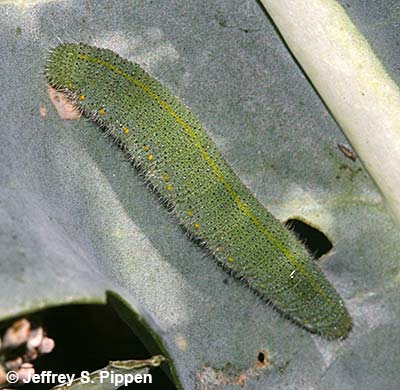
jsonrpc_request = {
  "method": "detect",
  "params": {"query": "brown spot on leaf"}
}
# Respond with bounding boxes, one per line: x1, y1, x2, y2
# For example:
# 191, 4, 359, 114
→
338, 143, 357, 161
48, 86, 81, 120
197, 351, 271, 389
39, 106, 47, 118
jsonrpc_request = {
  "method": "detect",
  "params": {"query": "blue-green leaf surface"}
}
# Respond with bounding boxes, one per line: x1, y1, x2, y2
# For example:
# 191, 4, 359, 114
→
1, 1, 399, 389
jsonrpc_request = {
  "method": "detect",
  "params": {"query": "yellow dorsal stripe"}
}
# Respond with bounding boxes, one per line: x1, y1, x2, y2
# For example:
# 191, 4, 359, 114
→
77, 53, 335, 308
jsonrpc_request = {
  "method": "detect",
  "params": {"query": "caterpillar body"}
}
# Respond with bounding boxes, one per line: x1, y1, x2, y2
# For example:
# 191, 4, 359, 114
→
45, 43, 352, 339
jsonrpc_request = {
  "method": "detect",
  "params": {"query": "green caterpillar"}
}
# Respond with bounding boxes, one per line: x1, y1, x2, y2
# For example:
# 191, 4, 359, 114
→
45, 43, 352, 339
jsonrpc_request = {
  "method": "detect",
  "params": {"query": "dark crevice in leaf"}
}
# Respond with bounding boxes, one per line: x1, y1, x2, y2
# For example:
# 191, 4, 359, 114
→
0, 304, 175, 390
285, 218, 333, 259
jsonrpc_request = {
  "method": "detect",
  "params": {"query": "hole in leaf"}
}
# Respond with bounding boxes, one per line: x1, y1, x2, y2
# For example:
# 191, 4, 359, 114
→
256, 350, 270, 368
285, 219, 333, 259
0, 304, 176, 389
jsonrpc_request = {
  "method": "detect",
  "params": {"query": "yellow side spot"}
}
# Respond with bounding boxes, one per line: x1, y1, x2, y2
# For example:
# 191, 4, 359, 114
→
228, 256, 234, 263
163, 175, 169, 182
67, 81, 73, 89
148, 154, 153, 161
194, 223, 200, 229
260, 283, 266, 288
187, 210, 193, 217
122, 126, 129, 134
166, 184, 173, 191
143, 145, 149, 152
79, 94, 86, 101
98, 108, 106, 115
